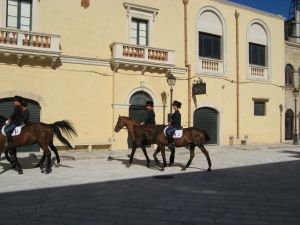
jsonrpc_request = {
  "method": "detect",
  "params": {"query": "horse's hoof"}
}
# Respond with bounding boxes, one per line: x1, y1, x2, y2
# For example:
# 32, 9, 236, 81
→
55, 163, 60, 168
18, 170, 23, 175
207, 168, 212, 172
168, 163, 174, 167
126, 164, 131, 168
146, 163, 150, 168
45, 169, 52, 174
181, 167, 187, 171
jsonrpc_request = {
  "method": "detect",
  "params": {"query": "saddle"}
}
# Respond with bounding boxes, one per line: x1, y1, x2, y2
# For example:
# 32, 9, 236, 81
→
163, 126, 183, 139
1, 124, 24, 136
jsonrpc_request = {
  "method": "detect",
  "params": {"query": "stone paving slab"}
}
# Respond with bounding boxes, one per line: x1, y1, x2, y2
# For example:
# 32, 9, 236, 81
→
0, 145, 300, 225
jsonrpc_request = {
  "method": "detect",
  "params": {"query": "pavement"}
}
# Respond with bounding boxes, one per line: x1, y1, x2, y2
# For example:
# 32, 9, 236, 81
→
0, 144, 300, 225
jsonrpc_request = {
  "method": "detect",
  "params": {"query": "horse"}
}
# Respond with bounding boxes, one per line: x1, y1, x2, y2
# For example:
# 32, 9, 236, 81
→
0, 115, 77, 174
114, 116, 165, 169
143, 125, 212, 171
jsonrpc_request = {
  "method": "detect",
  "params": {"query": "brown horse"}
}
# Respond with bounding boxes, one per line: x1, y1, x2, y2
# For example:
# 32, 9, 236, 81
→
114, 116, 165, 169
0, 115, 77, 174
143, 125, 212, 171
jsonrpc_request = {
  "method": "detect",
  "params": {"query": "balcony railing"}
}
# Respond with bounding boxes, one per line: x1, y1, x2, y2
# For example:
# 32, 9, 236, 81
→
0, 27, 61, 68
110, 42, 175, 73
249, 65, 269, 80
197, 57, 224, 75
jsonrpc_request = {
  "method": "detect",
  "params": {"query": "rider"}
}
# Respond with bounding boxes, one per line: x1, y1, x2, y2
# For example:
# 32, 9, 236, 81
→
142, 101, 156, 125
21, 99, 30, 125
166, 100, 182, 149
4, 96, 27, 148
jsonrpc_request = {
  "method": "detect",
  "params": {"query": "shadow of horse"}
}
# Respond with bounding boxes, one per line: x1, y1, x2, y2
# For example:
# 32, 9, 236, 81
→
0, 154, 73, 174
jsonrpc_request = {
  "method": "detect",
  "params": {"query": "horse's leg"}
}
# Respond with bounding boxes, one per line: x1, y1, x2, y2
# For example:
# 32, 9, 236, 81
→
9, 149, 23, 174
49, 143, 60, 167
182, 145, 196, 171
128, 142, 137, 167
140, 145, 150, 168
168, 146, 176, 167
153, 146, 161, 166
160, 146, 167, 171
40, 144, 52, 174
199, 145, 212, 171
36, 153, 46, 168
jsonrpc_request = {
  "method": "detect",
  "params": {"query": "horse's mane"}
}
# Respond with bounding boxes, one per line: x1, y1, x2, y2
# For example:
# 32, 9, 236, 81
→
121, 116, 140, 125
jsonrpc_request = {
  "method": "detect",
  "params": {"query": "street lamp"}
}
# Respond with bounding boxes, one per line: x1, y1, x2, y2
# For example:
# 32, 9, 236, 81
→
292, 87, 299, 145
167, 73, 176, 121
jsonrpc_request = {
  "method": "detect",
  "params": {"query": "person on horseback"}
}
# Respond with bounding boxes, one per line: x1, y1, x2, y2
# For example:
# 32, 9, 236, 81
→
142, 101, 156, 125
4, 96, 27, 148
166, 100, 182, 149
21, 99, 30, 125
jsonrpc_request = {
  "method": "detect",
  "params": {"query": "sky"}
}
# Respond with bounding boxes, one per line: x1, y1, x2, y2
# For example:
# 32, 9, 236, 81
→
230, 0, 292, 19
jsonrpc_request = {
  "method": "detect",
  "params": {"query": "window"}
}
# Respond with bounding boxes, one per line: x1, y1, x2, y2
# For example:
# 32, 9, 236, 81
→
249, 43, 266, 66
254, 101, 266, 116
6, 0, 32, 31
130, 18, 148, 46
285, 64, 294, 86
199, 32, 221, 59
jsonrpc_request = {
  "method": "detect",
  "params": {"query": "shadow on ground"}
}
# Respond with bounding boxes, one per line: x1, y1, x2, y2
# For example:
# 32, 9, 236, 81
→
0, 160, 300, 225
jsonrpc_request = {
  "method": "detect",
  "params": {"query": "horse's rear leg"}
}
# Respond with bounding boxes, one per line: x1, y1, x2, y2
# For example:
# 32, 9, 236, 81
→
153, 146, 161, 165
49, 143, 60, 166
36, 154, 46, 168
169, 147, 175, 167
40, 144, 52, 174
199, 145, 212, 171
141, 145, 150, 168
183, 145, 195, 171
160, 146, 167, 171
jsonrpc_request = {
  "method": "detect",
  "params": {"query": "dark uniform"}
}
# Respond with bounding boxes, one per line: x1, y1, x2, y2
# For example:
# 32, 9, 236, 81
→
4, 96, 29, 147
144, 101, 156, 125
166, 100, 182, 147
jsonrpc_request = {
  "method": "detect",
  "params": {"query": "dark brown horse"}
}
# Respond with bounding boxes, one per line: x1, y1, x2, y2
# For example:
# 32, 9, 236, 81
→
144, 125, 212, 171
0, 115, 77, 174
114, 116, 163, 168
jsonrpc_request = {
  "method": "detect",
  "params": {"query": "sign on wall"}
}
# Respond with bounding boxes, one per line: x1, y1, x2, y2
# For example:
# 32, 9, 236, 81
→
192, 82, 206, 95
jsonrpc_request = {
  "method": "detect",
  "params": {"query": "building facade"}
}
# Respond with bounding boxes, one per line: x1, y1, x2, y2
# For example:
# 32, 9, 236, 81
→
0, 0, 285, 150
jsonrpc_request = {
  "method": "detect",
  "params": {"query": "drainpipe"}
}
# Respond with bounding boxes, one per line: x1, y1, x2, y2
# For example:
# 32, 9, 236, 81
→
183, 0, 192, 127
235, 10, 240, 140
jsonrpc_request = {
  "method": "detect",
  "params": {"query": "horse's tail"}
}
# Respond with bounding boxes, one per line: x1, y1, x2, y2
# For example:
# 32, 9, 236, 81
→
50, 120, 77, 149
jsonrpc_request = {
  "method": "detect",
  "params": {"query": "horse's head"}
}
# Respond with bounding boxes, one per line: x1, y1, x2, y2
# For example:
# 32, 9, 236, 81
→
114, 116, 126, 132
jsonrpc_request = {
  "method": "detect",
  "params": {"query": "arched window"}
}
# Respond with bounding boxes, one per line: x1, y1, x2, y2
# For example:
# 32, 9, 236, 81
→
285, 64, 294, 86
248, 21, 270, 80
196, 7, 226, 75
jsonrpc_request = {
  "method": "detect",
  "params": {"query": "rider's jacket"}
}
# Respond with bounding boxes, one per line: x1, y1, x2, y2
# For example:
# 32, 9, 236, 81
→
10, 106, 24, 126
145, 110, 156, 125
171, 110, 181, 129
22, 108, 30, 124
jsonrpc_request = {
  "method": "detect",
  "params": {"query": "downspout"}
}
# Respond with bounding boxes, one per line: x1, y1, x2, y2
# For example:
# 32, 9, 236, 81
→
235, 10, 240, 140
183, 0, 192, 127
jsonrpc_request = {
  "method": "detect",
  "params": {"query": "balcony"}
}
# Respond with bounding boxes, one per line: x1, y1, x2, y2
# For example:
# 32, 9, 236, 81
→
249, 65, 269, 80
110, 42, 175, 74
196, 57, 224, 76
0, 27, 61, 69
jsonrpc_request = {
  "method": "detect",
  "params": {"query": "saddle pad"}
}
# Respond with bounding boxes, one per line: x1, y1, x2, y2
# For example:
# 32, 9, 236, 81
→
1, 125, 24, 136
163, 126, 183, 139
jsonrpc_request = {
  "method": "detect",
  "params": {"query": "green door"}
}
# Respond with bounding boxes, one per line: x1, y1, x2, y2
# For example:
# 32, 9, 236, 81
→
128, 91, 152, 147
193, 107, 218, 144
0, 97, 41, 152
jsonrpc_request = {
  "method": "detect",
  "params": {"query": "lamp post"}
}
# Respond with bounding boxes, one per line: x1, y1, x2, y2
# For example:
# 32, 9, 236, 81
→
292, 87, 299, 145
167, 73, 176, 121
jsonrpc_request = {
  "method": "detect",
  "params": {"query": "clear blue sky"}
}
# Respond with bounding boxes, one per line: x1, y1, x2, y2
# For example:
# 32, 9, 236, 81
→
230, 0, 292, 19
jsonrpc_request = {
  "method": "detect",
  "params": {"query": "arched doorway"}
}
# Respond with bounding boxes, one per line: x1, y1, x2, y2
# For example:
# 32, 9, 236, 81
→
0, 97, 41, 151
193, 107, 219, 144
129, 91, 153, 123
285, 109, 294, 140
128, 91, 152, 147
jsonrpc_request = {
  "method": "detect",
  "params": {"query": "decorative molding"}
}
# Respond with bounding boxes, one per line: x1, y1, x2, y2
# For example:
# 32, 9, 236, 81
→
61, 55, 110, 66
123, 2, 159, 21
126, 87, 157, 105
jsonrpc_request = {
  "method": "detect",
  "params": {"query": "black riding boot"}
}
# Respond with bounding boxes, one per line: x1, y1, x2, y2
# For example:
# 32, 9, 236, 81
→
6, 134, 13, 148
167, 136, 175, 149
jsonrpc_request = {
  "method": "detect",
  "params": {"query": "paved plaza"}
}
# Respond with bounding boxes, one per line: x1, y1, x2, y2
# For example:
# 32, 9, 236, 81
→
0, 144, 300, 225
